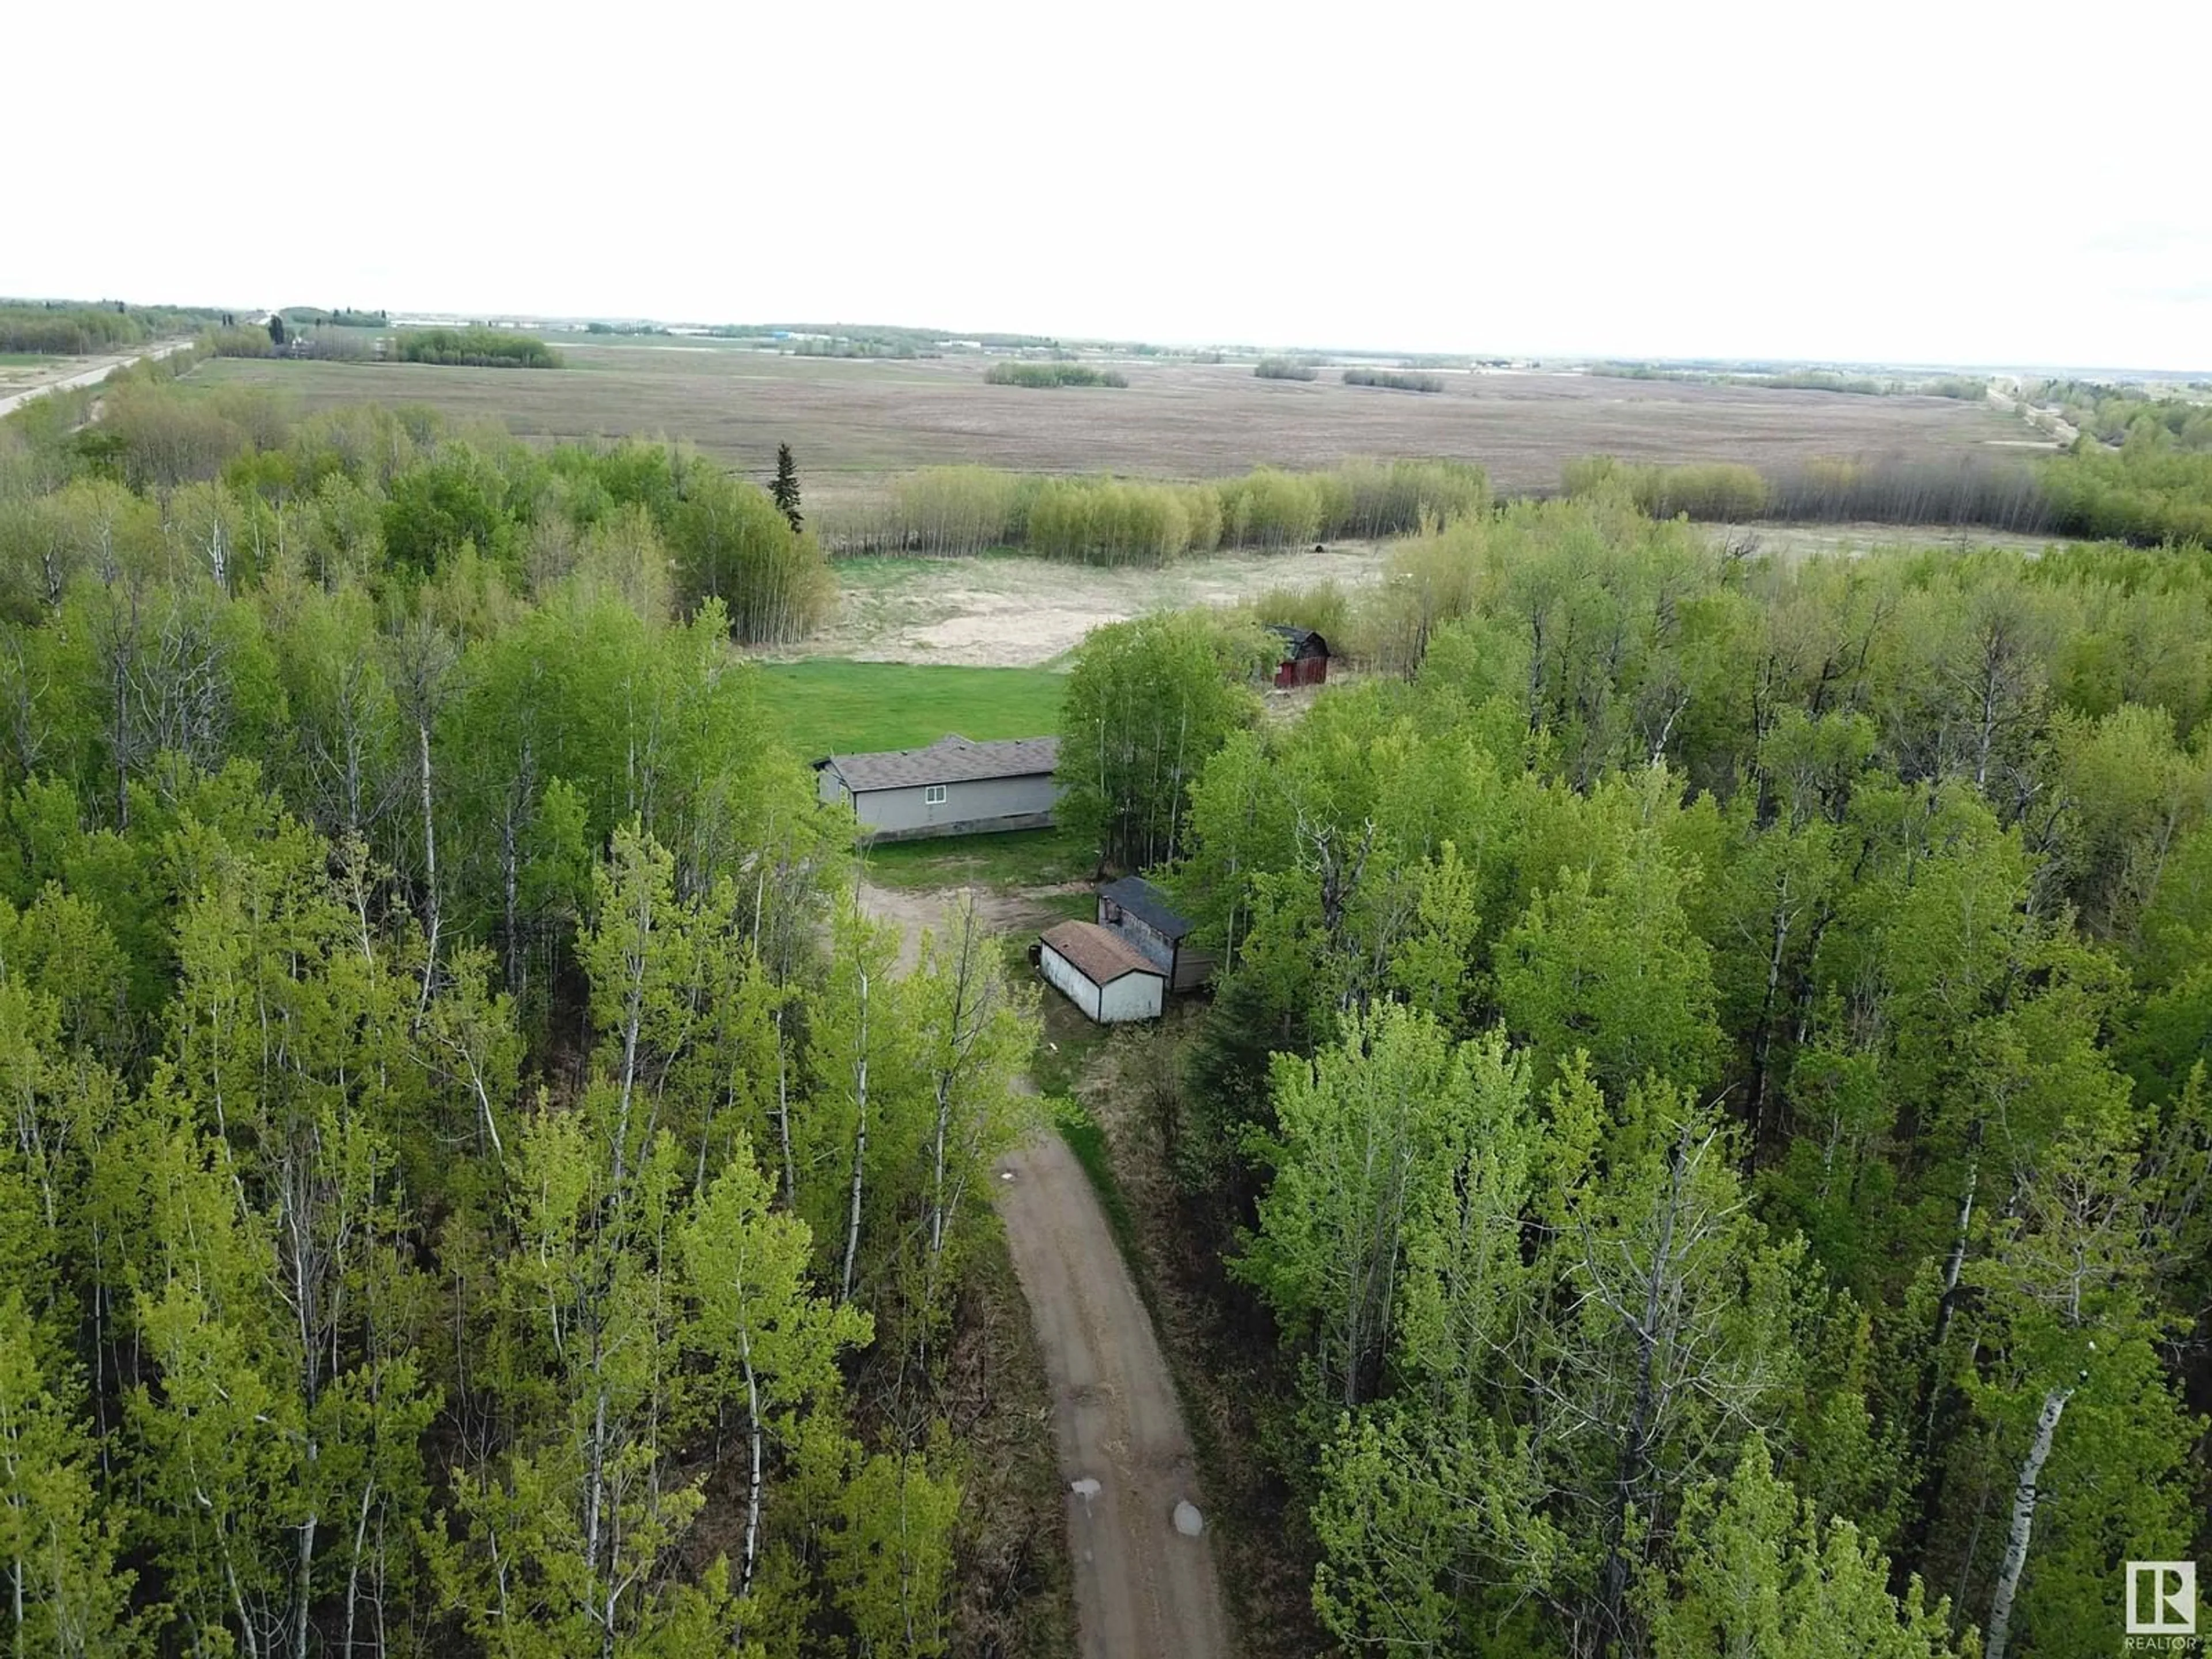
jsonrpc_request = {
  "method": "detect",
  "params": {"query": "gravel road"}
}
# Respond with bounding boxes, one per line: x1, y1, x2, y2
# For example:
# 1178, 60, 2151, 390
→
995, 1131, 1230, 1658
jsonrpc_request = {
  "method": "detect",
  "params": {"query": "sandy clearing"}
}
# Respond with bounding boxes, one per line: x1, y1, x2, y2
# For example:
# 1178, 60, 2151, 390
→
856, 877, 1232, 1659
793, 543, 1389, 668
1699, 520, 2076, 560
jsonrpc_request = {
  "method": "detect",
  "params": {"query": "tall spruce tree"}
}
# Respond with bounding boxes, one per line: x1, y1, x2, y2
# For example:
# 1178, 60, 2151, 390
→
770, 442, 803, 533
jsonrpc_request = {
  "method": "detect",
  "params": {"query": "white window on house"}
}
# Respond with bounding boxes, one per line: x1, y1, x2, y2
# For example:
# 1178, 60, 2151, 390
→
925, 784, 948, 806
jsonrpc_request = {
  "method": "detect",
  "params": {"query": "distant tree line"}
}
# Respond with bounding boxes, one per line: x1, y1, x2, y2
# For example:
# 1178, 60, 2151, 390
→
824, 458, 1492, 560
794, 336, 913, 359
983, 361, 1128, 388
1254, 357, 1320, 381
0, 304, 150, 354
1748, 367, 1888, 394
207, 326, 380, 363
281, 306, 389, 327
1563, 444, 2212, 546
0, 300, 230, 355
703, 322, 1062, 355
393, 326, 563, 369
210, 319, 563, 370
1592, 362, 1995, 399
1343, 368, 1445, 392
210, 322, 556, 368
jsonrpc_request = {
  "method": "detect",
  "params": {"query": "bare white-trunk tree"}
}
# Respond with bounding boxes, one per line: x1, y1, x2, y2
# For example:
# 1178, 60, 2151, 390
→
1983, 1385, 2071, 1659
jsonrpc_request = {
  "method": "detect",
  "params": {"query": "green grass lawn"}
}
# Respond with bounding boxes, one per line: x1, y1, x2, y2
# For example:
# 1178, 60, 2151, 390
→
755, 660, 1064, 757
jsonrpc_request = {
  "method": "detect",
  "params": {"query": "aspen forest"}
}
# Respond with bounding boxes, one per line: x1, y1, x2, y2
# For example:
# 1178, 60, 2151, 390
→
0, 375, 1042, 1656
1, 339, 2209, 1659
1113, 497, 2212, 1659
10, 0, 2207, 1643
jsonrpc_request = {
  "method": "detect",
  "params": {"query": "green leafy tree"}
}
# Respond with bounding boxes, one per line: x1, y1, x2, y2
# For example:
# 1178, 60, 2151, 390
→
1643, 1435, 1968, 1659
1057, 609, 1272, 872
1238, 1006, 1535, 1412
802, 896, 922, 1305
827, 1434, 963, 1659
435, 1108, 720, 1657
667, 466, 831, 645
1948, 1109, 2198, 1659
680, 1139, 870, 1609
900, 895, 1037, 1352
1493, 812, 1724, 1097
1533, 1085, 1806, 1654
0, 1290, 143, 1657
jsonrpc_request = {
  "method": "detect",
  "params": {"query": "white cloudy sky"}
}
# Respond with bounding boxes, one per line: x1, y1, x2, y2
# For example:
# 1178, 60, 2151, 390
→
12, 0, 2208, 369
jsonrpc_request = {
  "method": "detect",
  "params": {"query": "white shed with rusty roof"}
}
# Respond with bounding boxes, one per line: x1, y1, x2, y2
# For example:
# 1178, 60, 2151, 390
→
1037, 921, 1165, 1023
815, 734, 1061, 840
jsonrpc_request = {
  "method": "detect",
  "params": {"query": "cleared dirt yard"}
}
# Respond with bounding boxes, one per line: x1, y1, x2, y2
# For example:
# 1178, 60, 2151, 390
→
187, 345, 2028, 497
796, 542, 1388, 668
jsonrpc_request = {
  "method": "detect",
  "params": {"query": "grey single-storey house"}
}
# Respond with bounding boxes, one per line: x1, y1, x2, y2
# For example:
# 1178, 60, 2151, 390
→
1096, 876, 1215, 992
1037, 920, 1165, 1022
815, 733, 1060, 840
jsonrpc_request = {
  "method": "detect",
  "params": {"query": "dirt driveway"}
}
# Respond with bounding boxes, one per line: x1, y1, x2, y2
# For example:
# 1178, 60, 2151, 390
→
997, 1131, 1229, 1659
856, 877, 1231, 1659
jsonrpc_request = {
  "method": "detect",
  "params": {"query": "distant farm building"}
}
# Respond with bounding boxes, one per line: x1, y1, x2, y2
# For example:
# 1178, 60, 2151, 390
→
815, 734, 1059, 840
1267, 625, 1331, 688
1096, 876, 1215, 992
1037, 921, 1165, 1023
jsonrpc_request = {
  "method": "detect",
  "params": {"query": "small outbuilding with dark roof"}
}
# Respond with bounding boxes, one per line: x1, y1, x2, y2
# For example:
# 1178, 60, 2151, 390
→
1096, 876, 1217, 991
815, 733, 1060, 840
1266, 624, 1331, 688
1037, 920, 1165, 1022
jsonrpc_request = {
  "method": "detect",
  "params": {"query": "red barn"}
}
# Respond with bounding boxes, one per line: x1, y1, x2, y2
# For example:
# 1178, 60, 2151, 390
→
1267, 624, 1331, 688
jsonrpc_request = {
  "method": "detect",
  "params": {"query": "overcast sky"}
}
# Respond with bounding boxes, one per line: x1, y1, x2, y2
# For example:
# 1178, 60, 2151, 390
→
13, 0, 2207, 369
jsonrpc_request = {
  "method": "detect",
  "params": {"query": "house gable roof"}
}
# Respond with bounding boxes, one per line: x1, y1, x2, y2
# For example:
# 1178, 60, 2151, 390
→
819, 733, 1059, 794
1040, 920, 1163, 986
1099, 876, 1194, 941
